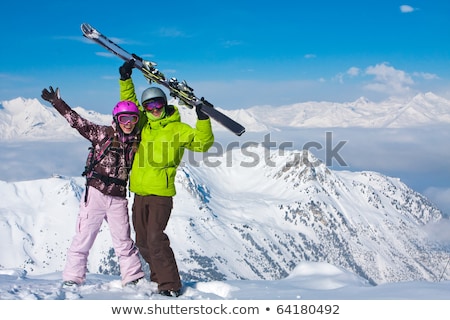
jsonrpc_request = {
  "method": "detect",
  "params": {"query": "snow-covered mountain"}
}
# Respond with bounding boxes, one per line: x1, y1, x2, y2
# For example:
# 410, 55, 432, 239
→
1, 94, 449, 290
0, 97, 111, 141
244, 92, 450, 129
2, 92, 450, 141
1, 145, 447, 285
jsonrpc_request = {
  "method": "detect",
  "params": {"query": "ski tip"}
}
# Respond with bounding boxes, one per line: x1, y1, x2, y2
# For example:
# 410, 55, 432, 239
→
80, 22, 90, 31
80, 23, 99, 39
80, 23, 92, 35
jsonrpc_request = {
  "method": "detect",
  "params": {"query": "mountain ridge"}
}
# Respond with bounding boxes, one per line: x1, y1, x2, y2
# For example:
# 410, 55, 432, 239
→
2, 92, 450, 141
1, 145, 447, 285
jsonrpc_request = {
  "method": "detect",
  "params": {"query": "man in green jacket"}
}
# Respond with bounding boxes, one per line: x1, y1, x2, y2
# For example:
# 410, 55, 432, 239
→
119, 60, 214, 297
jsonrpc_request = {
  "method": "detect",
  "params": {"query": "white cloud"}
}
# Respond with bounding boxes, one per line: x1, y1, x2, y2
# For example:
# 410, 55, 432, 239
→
139, 53, 155, 59
334, 73, 345, 84
95, 52, 115, 58
423, 187, 450, 217
364, 62, 414, 96
347, 67, 361, 77
0, 73, 31, 82
400, 5, 415, 13
222, 40, 243, 48
304, 54, 316, 59
413, 71, 439, 80
157, 27, 186, 38
422, 219, 450, 243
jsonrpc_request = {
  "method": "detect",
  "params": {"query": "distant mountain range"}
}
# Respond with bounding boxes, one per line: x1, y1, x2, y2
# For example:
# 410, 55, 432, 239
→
244, 92, 450, 129
2, 92, 450, 141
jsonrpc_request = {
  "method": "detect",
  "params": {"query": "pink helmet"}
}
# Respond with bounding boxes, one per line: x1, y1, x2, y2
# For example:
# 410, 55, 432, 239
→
112, 100, 139, 116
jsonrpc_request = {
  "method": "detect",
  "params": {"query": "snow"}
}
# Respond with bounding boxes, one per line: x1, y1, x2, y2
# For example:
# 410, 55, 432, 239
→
1, 262, 449, 300
1, 263, 449, 319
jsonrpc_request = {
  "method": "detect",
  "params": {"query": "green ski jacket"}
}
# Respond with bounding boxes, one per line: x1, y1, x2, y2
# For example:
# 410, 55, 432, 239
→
120, 78, 214, 196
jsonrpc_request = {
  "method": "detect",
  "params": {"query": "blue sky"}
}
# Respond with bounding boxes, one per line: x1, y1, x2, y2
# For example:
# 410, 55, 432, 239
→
1, 0, 449, 113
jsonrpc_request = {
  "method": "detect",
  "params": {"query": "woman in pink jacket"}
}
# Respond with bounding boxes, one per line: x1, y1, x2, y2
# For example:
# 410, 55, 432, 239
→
41, 86, 144, 287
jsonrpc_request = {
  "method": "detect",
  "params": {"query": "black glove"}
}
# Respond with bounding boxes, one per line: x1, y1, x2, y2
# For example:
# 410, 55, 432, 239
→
119, 59, 135, 80
196, 105, 209, 120
41, 86, 61, 104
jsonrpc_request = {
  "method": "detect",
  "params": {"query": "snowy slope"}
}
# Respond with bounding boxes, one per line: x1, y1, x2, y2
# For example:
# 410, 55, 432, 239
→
1, 262, 450, 300
1, 146, 448, 287
0, 97, 111, 141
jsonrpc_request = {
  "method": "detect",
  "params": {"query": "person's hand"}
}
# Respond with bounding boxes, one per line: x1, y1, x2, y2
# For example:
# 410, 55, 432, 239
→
41, 86, 61, 104
119, 59, 135, 80
196, 105, 209, 120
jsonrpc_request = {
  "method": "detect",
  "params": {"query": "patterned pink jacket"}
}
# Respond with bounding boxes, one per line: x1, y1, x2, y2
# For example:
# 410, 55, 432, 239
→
52, 98, 139, 198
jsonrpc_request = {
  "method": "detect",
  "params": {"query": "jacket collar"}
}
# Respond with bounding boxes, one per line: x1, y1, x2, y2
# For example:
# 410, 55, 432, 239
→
146, 105, 181, 129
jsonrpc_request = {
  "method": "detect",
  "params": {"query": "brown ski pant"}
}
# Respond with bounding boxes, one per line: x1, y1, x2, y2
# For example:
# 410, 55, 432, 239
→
132, 194, 182, 291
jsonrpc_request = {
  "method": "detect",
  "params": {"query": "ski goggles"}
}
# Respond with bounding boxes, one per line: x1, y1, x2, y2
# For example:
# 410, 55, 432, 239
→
117, 114, 139, 125
143, 98, 166, 111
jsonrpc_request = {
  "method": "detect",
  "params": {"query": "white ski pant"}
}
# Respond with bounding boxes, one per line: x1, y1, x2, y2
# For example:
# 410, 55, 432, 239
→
62, 187, 144, 285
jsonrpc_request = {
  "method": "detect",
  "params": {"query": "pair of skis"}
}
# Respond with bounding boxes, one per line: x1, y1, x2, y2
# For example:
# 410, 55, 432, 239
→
81, 23, 245, 136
